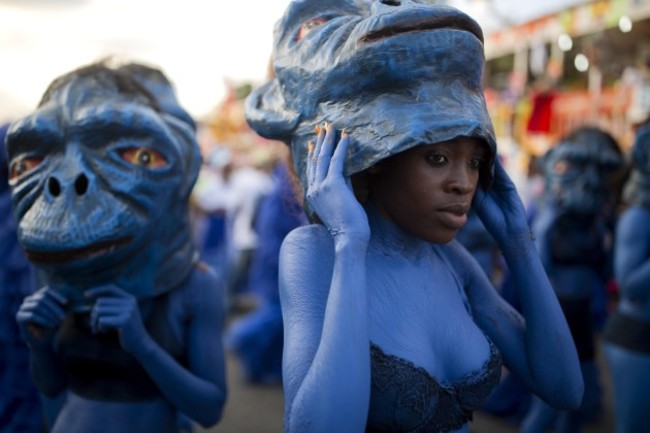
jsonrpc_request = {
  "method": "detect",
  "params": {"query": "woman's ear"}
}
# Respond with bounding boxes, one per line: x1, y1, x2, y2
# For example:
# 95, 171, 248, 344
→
244, 79, 301, 142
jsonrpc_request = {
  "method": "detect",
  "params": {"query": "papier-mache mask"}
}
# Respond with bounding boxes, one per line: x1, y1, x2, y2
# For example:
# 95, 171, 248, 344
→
542, 127, 623, 215
245, 0, 496, 192
5, 63, 201, 311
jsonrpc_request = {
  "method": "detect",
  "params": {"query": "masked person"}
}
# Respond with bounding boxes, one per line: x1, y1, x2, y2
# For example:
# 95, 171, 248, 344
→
520, 127, 623, 433
10, 61, 227, 433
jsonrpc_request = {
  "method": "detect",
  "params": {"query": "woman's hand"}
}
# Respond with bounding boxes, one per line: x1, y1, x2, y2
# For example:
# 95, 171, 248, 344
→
306, 123, 370, 243
472, 159, 531, 256
85, 285, 152, 356
16, 287, 68, 349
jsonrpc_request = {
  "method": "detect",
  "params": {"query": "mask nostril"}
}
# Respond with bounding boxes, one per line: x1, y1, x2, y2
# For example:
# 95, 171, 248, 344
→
75, 173, 89, 195
380, 0, 401, 5
48, 177, 61, 197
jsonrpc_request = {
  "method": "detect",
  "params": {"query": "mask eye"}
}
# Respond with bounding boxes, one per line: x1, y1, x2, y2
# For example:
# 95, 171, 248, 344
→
554, 160, 570, 175
9, 156, 43, 182
296, 17, 328, 41
121, 148, 167, 168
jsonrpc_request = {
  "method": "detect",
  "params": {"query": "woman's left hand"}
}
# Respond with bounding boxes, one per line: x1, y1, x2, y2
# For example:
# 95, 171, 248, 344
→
85, 285, 152, 355
472, 158, 531, 251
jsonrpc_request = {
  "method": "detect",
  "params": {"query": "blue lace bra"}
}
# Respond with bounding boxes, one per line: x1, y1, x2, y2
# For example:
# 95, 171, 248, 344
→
366, 337, 502, 433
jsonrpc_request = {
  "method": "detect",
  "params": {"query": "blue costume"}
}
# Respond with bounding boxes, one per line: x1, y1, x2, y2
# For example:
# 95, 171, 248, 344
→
9, 62, 227, 433
245, 1, 583, 432
603, 124, 650, 433
520, 127, 623, 433
0, 123, 44, 432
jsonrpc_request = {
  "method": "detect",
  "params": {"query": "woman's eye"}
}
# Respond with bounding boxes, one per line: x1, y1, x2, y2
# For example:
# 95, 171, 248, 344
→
9, 156, 43, 181
121, 148, 167, 168
296, 18, 328, 41
426, 154, 447, 165
469, 158, 483, 170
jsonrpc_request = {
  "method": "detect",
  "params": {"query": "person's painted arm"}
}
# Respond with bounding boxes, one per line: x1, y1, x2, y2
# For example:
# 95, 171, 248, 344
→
86, 268, 227, 428
615, 208, 650, 301
281, 125, 371, 433
469, 160, 583, 410
15, 287, 68, 397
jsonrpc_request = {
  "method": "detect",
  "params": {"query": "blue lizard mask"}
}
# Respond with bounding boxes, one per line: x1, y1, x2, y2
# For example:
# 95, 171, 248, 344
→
5, 63, 201, 311
245, 0, 496, 193
542, 127, 623, 215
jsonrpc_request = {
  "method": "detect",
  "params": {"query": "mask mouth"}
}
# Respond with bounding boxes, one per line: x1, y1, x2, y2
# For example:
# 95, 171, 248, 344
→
360, 16, 483, 44
25, 237, 132, 264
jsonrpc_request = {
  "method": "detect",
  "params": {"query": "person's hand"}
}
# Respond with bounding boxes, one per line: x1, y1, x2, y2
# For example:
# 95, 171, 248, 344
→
16, 287, 68, 349
306, 122, 370, 243
85, 285, 151, 356
472, 159, 531, 253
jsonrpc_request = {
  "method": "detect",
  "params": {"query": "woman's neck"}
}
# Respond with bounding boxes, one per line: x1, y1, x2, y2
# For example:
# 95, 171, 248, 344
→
365, 201, 430, 261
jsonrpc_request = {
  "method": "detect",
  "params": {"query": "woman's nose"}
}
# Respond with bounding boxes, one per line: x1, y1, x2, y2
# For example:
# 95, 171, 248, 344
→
445, 167, 476, 195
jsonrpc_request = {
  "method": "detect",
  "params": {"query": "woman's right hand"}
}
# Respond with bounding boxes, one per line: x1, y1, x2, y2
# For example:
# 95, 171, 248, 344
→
306, 123, 370, 243
16, 287, 68, 349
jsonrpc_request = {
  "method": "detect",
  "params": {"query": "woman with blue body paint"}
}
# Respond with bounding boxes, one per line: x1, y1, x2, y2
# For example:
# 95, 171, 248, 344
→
10, 62, 227, 433
244, 1, 584, 432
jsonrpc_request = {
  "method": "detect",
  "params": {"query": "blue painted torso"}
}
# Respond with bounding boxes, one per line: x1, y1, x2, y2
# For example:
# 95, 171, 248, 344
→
49, 267, 217, 433
364, 208, 502, 431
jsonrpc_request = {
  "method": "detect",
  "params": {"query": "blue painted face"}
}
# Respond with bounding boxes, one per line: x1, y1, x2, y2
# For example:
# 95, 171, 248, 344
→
245, 0, 496, 193
6, 65, 201, 310
542, 128, 622, 215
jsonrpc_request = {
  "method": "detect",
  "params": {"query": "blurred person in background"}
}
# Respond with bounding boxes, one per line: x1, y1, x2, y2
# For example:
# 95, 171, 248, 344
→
226, 154, 307, 384
191, 145, 232, 284
192, 142, 274, 313
603, 121, 650, 433
520, 126, 624, 433
222, 148, 274, 312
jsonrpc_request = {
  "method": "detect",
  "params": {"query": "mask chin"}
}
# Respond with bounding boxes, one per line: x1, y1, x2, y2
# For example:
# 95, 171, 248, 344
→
559, 190, 602, 215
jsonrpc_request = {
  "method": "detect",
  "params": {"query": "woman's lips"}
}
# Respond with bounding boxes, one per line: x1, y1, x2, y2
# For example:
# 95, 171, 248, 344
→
437, 203, 469, 230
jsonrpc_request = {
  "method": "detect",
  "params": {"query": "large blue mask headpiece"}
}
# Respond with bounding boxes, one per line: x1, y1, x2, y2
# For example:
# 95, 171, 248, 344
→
623, 124, 650, 208
541, 127, 623, 215
5, 63, 201, 311
245, 0, 496, 192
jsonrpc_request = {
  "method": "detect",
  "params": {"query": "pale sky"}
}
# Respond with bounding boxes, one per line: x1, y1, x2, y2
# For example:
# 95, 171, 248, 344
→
0, 0, 585, 122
